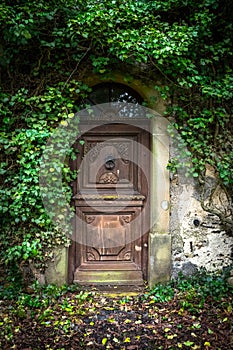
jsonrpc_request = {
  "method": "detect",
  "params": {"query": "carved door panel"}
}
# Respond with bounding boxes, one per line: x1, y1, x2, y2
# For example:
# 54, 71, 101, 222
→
69, 124, 150, 285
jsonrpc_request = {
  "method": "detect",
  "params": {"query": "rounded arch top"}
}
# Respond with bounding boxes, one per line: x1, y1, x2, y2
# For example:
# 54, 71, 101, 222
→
86, 82, 144, 105
82, 71, 167, 114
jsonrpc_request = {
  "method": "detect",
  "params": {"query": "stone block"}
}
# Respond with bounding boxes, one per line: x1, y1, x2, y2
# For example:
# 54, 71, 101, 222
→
148, 233, 171, 287
45, 247, 68, 286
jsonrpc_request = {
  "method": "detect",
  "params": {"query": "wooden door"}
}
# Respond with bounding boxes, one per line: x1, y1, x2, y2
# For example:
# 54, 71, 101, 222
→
69, 123, 150, 285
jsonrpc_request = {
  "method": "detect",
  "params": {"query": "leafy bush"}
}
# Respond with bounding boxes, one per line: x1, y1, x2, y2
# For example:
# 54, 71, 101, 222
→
0, 0, 232, 280
145, 267, 233, 314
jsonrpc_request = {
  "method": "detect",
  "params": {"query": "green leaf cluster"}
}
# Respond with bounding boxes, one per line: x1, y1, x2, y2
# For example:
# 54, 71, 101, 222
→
0, 0, 232, 280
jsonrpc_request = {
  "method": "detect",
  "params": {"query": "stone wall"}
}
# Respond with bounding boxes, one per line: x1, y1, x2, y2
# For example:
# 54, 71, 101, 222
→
42, 72, 232, 286
170, 174, 233, 278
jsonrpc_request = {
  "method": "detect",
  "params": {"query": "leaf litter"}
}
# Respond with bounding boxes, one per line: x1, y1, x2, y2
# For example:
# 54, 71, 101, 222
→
0, 286, 232, 349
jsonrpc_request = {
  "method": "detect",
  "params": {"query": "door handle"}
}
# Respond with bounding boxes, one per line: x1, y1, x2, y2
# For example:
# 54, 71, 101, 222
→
105, 156, 115, 170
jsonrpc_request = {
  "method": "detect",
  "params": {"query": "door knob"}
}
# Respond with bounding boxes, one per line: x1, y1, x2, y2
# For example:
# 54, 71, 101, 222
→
105, 156, 115, 170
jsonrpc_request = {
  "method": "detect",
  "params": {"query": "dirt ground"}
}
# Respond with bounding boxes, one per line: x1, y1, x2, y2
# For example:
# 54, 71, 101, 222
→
0, 286, 232, 349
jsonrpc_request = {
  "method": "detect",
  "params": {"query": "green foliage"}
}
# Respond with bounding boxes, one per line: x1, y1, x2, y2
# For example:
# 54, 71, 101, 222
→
0, 0, 232, 280
144, 283, 175, 303
145, 267, 233, 314
0, 80, 89, 275
173, 268, 233, 315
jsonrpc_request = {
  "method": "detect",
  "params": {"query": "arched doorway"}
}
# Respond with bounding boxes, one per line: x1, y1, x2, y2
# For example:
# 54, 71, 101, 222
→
84, 82, 144, 105
68, 83, 151, 286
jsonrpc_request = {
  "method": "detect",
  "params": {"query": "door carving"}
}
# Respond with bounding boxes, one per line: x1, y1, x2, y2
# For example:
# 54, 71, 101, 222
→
69, 121, 150, 285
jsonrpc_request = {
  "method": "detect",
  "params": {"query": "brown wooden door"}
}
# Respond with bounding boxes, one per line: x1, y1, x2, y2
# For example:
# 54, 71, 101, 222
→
69, 123, 150, 285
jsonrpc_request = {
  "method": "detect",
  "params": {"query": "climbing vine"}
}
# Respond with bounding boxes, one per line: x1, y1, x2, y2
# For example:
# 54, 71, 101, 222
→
0, 0, 232, 279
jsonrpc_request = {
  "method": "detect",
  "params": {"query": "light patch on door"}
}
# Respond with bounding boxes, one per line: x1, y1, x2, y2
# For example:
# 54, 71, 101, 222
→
135, 245, 142, 252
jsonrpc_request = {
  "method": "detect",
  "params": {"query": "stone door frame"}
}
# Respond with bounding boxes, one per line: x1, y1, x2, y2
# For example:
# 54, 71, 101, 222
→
44, 75, 171, 287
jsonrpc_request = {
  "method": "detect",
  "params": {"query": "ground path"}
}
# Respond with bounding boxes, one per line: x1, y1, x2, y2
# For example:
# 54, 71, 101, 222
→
0, 284, 232, 349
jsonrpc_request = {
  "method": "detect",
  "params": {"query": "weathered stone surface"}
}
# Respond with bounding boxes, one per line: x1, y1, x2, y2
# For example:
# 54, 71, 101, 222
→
45, 248, 68, 286
227, 277, 233, 286
148, 233, 171, 287
170, 173, 233, 277
173, 262, 198, 279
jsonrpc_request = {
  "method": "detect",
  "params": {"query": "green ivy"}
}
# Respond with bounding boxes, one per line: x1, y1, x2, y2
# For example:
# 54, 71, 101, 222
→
0, 0, 232, 281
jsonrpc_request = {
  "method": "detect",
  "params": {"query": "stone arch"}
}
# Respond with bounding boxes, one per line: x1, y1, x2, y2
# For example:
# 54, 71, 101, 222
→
45, 74, 171, 286
78, 78, 171, 286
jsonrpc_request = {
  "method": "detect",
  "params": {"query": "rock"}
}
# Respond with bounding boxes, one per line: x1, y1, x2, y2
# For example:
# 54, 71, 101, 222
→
181, 262, 198, 277
227, 277, 233, 286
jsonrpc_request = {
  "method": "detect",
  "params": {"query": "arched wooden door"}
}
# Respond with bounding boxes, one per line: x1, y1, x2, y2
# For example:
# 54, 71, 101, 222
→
68, 84, 150, 286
